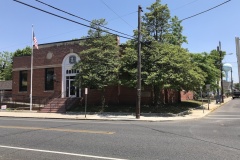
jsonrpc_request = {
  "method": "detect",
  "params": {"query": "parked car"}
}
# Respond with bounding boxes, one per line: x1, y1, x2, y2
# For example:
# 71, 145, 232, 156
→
232, 89, 240, 99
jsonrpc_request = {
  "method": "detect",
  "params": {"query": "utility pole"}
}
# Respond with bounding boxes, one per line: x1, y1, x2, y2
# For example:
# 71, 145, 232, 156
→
231, 68, 233, 93
235, 37, 240, 90
218, 41, 224, 103
136, 5, 142, 119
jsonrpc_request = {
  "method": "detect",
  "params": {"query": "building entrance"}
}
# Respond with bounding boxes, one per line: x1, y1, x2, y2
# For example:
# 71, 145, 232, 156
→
62, 53, 81, 98
66, 76, 79, 97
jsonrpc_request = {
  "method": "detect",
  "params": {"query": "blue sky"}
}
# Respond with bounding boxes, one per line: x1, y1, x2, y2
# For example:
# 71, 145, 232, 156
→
0, 0, 239, 83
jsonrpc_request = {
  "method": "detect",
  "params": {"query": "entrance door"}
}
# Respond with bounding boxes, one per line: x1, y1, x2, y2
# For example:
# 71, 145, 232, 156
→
69, 79, 76, 97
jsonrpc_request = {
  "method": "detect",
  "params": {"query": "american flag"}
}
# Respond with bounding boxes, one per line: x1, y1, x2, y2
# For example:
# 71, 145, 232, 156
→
33, 32, 38, 49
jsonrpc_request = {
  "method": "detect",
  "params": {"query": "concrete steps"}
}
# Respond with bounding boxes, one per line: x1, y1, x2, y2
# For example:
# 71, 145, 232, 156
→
39, 98, 81, 113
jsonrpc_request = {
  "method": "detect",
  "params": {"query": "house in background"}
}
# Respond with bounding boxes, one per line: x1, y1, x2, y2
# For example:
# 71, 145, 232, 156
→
0, 80, 12, 102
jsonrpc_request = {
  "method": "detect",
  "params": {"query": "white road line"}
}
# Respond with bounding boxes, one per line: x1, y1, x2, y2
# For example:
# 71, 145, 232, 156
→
205, 118, 240, 120
208, 115, 240, 117
0, 145, 128, 160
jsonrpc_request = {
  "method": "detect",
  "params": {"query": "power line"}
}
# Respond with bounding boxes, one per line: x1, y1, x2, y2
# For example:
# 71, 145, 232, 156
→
108, 11, 137, 22
100, 0, 134, 29
180, 0, 232, 22
35, 0, 134, 39
173, 0, 200, 11
13, 0, 134, 41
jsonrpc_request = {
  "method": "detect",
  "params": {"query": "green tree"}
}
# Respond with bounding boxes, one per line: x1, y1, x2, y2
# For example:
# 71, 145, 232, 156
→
208, 49, 226, 93
234, 83, 240, 90
121, 0, 191, 106
119, 41, 137, 88
141, 0, 187, 46
74, 19, 120, 109
0, 51, 13, 80
190, 52, 219, 92
167, 16, 187, 46
120, 41, 205, 106
0, 46, 32, 81
142, 0, 170, 43
13, 46, 31, 57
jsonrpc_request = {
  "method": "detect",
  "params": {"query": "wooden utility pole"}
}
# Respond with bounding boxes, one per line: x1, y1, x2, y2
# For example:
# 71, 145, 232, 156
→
218, 41, 224, 103
136, 5, 142, 119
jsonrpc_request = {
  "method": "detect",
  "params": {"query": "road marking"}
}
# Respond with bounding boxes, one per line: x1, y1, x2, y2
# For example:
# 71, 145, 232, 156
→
208, 115, 240, 117
0, 126, 115, 135
0, 145, 128, 160
204, 118, 240, 120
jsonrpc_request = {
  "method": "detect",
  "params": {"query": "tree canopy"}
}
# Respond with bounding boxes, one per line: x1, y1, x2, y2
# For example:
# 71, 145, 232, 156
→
0, 51, 13, 80
74, 19, 120, 108
13, 46, 31, 57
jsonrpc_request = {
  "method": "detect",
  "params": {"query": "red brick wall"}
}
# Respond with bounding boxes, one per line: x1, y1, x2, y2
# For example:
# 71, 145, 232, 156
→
12, 40, 84, 98
181, 91, 194, 101
82, 86, 180, 106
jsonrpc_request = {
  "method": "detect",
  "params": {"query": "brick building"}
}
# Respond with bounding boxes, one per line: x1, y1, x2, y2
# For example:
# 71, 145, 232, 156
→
13, 39, 82, 101
12, 38, 192, 110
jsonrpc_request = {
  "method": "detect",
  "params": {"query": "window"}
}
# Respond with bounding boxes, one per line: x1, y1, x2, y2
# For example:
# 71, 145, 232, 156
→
19, 71, 28, 92
45, 68, 54, 90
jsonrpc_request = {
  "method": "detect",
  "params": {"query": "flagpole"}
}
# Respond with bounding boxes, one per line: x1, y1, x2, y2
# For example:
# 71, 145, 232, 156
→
30, 25, 33, 111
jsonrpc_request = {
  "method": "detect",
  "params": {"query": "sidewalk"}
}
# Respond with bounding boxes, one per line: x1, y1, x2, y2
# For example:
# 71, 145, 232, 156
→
0, 97, 232, 121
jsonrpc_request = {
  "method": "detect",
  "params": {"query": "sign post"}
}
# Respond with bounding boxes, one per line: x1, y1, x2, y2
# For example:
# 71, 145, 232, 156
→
85, 88, 88, 118
206, 84, 211, 110
200, 86, 204, 113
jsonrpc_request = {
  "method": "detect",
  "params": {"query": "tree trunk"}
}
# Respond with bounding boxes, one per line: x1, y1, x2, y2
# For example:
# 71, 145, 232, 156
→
101, 89, 105, 112
178, 90, 181, 103
164, 89, 168, 104
153, 85, 161, 107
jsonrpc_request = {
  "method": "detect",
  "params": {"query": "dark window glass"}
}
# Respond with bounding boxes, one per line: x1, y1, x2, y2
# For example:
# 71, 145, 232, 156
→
45, 68, 54, 90
19, 71, 28, 92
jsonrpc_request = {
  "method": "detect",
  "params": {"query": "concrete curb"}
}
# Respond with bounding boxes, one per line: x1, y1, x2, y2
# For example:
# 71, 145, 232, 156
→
0, 98, 232, 122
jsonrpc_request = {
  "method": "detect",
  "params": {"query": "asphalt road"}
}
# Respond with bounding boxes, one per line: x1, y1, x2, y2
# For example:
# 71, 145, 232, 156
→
0, 99, 239, 160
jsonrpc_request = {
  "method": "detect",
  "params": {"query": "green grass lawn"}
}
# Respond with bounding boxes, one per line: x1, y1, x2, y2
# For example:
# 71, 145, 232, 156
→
70, 100, 204, 114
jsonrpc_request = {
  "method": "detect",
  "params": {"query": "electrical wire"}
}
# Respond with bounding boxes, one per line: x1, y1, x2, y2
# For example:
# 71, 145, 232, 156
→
108, 11, 137, 22
35, 0, 134, 39
180, 0, 232, 22
100, 0, 134, 29
172, 0, 200, 11
13, 0, 134, 40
